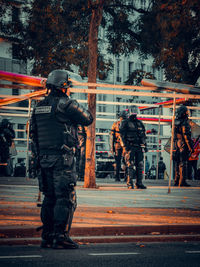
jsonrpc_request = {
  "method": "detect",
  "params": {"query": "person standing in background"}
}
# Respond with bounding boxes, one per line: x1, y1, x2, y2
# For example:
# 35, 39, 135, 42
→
110, 110, 128, 181
173, 105, 193, 187
158, 157, 166, 180
120, 112, 147, 189
188, 138, 200, 180
0, 119, 15, 176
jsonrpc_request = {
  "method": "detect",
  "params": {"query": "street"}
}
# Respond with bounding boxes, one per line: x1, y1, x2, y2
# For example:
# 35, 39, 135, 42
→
0, 242, 200, 267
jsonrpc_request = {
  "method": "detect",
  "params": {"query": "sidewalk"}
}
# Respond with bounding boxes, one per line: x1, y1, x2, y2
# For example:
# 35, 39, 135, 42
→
0, 176, 200, 245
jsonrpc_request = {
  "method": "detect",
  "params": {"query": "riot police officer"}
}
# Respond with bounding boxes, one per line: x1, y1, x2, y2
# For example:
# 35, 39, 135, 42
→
119, 112, 147, 189
0, 119, 15, 176
174, 105, 193, 186
30, 69, 93, 249
110, 110, 128, 181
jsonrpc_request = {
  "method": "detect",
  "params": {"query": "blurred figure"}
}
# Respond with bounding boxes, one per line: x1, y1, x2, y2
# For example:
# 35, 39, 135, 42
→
158, 157, 166, 180
110, 110, 128, 181
120, 112, 147, 189
173, 105, 193, 187
14, 161, 26, 177
188, 137, 200, 180
145, 156, 150, 179
0, 119, 15, 176
149, 161, 156, 180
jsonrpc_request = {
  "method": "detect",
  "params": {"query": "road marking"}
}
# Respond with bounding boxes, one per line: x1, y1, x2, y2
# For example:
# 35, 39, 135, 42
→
89, 252, 140, 256
185, 251, 200, 254
0, 255, 42, 259
0, 185, 38, 188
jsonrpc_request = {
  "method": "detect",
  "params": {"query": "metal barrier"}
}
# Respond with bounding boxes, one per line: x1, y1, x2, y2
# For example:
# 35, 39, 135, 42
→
0, 71, 200, 192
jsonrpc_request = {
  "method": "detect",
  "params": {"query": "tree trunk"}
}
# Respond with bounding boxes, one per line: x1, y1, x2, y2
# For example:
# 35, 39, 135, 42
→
84, 1, 103, 188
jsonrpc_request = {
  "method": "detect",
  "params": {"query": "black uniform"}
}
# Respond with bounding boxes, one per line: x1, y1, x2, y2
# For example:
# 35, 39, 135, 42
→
30, 70, 93, 249
0, 119, 15, 176
173, 106, 193, 186
158, 158, 166, 180
119, 114, 147, 189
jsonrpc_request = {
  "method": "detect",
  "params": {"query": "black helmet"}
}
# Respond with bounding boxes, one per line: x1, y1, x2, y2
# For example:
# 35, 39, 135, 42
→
1, 119, 9, 126
46, 69, 69, 91
129, 105, 138, 120
119, 110, 129, 119
129, 113, 137, 120
176, 105, 188, 119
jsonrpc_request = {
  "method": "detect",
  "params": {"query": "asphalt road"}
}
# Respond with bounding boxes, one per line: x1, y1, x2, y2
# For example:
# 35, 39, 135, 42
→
0, 176, 200, 245
0, 242, 200, 267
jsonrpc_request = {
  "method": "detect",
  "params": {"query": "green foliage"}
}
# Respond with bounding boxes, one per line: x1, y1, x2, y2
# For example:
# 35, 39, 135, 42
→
8, 0, 142, 78
138, 0, 200, 84
21, 0, 91, 76
0, 0, 24, 40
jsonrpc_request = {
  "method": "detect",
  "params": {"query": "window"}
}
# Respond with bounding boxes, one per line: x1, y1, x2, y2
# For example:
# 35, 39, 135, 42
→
128, 61, 134, 77
12, 82, 19, 95
17, 124, 25, 145
116, 59, 121, 82
116, 97, 121, 114
146, 65, 151, 73
98, 95, 106, 115
135, 63, 141, 70
12, 89, 19, 95
141, 64, 145, 71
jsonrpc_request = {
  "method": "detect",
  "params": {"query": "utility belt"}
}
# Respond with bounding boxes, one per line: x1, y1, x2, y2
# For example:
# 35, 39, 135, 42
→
39, 144, 75, 156
39, 149, 63, 156
127, 141, 140, 147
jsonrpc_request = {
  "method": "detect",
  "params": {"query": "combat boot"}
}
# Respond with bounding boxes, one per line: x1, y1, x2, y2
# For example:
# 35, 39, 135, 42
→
52, 233, 79, 249
127, 179, 134, 189
40, 232, 54, 248
179, 182, 191, 187
135, 183, 147, 189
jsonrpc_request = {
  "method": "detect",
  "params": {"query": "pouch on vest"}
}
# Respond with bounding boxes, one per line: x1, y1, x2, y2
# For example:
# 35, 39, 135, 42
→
62, 144, 75, 167
63, 124, 77, 148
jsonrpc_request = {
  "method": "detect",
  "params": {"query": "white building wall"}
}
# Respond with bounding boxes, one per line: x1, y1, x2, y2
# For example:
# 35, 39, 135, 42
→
0, 41, 12, 58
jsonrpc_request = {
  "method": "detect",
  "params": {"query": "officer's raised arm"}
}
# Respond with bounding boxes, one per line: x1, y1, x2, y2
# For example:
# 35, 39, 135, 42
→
56, 98, 93, 126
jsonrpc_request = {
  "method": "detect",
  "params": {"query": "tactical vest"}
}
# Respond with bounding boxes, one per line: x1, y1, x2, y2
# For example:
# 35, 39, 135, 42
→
34, 96, 67, 155
126, 120, 145, 145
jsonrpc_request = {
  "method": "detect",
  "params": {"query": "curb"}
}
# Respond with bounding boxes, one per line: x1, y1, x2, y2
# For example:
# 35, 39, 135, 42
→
1, 235, 200, 246
1, 225, 200, 245
1, 225, 200, 237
